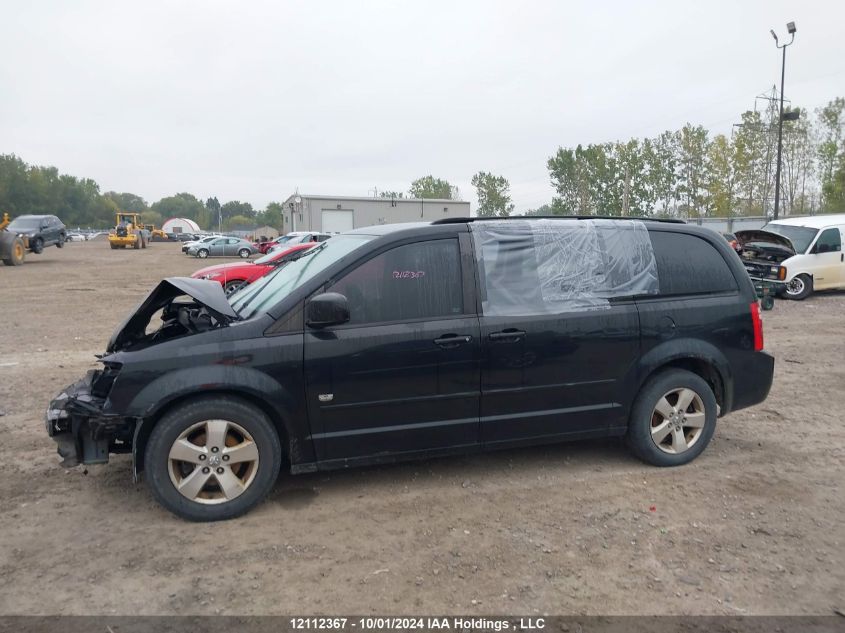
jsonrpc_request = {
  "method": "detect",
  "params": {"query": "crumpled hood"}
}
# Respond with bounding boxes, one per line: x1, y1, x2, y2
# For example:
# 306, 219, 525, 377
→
107, 277, 237, 353
735, 230, 795, 253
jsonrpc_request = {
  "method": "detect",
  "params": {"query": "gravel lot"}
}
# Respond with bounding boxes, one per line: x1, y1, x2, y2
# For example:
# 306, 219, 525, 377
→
0, 240, 842, 616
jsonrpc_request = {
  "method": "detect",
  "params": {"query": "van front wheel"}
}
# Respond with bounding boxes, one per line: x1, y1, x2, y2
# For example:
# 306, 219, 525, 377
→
784, 274, 812, 300
144, 397, 282, 521
626, 369, 717, 467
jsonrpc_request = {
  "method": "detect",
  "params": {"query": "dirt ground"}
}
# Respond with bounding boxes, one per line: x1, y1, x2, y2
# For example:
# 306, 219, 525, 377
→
0, 239, 842, 617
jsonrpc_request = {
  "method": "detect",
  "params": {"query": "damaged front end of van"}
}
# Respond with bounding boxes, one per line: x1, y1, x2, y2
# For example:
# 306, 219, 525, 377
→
45, 277, 239, 469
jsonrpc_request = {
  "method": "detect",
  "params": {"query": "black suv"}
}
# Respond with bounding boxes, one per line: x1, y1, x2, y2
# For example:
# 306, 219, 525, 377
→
46, 218, 774, 521
7, 214, 66, 253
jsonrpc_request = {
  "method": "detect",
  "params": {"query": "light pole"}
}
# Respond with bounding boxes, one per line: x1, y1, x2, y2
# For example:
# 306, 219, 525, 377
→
770, 21, 796, 220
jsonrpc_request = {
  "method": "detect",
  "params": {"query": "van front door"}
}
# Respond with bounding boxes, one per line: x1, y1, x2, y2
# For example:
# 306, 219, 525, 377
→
304, 237, 481, 463
808, 227, 845, 289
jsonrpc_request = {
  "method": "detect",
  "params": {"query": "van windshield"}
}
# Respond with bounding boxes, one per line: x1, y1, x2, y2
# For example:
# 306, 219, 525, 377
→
230, 234, 375, 319
761, 223, 818, 254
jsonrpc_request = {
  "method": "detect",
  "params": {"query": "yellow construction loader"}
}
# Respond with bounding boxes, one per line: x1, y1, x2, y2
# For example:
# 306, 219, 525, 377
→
0, 212, 27, 266
108, 212, 147, 249
145, 224, 169, 241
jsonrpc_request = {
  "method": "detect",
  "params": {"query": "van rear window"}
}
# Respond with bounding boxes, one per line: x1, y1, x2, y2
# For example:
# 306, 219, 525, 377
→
471, 219, 659, 316
649, 231, 737, 295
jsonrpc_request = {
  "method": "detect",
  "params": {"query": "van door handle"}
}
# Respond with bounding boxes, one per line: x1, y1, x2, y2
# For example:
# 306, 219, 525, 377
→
488, 329, 526, 342
433, 334, 472, 349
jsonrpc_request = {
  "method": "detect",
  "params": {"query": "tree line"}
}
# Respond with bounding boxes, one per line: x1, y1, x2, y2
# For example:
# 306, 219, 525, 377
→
0, 154, 289, 231
2, 95, 842, 227
539, 95, 845, 218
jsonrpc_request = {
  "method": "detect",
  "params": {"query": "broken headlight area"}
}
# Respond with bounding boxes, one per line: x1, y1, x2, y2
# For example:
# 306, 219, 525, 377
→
46, 370, 134, 467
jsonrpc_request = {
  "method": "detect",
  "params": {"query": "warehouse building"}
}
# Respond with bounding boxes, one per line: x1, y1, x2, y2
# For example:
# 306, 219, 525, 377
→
280, 194, 470, 233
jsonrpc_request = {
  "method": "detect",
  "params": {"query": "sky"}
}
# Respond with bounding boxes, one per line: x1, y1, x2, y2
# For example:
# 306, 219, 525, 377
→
1, 0, 843, 214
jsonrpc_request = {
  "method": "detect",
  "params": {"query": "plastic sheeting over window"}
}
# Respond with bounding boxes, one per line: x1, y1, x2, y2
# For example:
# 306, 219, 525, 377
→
471, 219, 659, 316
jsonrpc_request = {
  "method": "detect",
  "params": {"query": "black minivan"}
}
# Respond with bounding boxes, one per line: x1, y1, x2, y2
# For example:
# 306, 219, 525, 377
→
46, 217, 774, 521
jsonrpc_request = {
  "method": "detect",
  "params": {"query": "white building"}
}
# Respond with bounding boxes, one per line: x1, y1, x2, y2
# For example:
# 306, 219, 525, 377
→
161, 217, 201, 234
281, 194, 470, 233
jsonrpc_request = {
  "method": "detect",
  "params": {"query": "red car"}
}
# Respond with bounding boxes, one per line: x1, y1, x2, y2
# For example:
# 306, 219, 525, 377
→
191, 243, 316, 294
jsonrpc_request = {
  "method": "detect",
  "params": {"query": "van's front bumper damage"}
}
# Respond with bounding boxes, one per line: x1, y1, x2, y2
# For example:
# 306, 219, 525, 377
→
45, 370, 132, 467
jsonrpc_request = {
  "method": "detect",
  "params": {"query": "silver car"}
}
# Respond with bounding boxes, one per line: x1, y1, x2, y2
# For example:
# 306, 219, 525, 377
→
189, 237, 257, 259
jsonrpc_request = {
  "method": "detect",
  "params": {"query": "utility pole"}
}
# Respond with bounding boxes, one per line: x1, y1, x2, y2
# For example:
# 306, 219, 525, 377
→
771, 21, 797, 220
622, 166, 630, 216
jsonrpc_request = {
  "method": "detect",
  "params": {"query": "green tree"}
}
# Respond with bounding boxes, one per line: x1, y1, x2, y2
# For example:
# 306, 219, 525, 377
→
817, 98, 845, 210
257, 202, 285, 229
471, 171, 514, 217
224, 214, 254, 230
140, 210, 163, 226
409, 175, 453, 199
104, 191, 147, 212
676, 124, 709, 217
705, 134, 736, 217
151, 193, 205, 221
221, 200, 255, 220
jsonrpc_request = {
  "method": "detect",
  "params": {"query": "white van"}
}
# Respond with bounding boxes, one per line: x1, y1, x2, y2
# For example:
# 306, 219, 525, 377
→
736, 214, 845, 300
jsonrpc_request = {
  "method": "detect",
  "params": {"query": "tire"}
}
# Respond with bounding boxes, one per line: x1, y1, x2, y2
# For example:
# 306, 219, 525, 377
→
1, 233, 25, 266
625, 369, 717, 467
197, 249, 209, 259
56, 233, 65, 248
144, 396, 282, 522
224, 280, 245, 295
784, 273, 812, 300
238, 248, 250, 259
31, 237, 44, 254
110, 243, 118, 250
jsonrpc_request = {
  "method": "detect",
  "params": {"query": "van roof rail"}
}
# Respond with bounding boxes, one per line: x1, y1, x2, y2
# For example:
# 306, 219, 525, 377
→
432, 215, 686, 225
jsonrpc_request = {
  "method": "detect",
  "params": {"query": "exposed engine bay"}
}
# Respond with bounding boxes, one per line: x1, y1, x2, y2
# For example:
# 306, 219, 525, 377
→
107, 277, 238, 352
735, 230, 795, 281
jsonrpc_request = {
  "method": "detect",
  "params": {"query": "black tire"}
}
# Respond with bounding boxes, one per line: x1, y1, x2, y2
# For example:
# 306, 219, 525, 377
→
224, 280, 244, 295
144, 396, 282, 522
625, 369, 717, 467
784, 273, 812, 300
1, 233, 25, 265
56, 233, 65, 248
110, 243, 118, 250
31, 237, 44, 254
197, 249, 209, 259
238, 248, 250, 259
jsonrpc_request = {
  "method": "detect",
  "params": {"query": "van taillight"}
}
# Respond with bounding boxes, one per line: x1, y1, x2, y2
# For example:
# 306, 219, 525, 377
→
750, 301, 764, 351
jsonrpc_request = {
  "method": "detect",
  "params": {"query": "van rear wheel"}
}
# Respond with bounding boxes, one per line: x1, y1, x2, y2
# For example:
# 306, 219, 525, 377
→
144, 397, 282, 521
626, 369, 717, 467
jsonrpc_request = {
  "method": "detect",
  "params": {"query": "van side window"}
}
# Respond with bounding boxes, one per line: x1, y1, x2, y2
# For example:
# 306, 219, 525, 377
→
650, 232, 737, 295
472, 219, 659, 316
328, 239, 463, 325
814, 228, 841, 253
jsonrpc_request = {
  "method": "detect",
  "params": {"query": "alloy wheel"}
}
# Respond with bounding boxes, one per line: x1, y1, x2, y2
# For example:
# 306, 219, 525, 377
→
167, 419, 260, 504
650, 388, 706, 454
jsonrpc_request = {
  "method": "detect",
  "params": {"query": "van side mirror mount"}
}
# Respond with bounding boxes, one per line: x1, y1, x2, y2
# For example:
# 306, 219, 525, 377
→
306, 292, 350, 328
